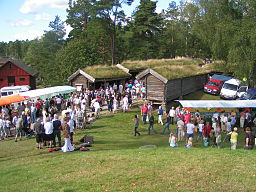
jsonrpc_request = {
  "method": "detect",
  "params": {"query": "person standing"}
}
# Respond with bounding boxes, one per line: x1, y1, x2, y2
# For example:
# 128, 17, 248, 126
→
122, 95, 129, 112
52, 115, 62, 147
186, 120, 195, 139
68, 116, 75, 143
169, 106, 176, 125
30, 103, 37, 123
177, 118, 185, 142
34, 118, 44, 149
244, 127, 254, 150
158, 106, 164, 125
0, 117, 5, 140
148, 113, 157, 135
61, 119, 74, 152
15, 115, 23, 142
133, 115, 141, 136
93, 100, 101, 119
44, 117, 53, 148
228, 127, 238, 150
141, 103, 148, 124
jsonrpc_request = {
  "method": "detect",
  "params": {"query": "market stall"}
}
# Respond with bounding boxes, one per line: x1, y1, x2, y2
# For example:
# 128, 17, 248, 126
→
177, 100, 256, 108
0, 95, 25, 106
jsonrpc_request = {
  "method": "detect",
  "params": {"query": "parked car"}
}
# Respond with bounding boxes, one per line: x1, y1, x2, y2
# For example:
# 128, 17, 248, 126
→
220, 79, 241, 99
204, 74, 232, 95
238, 88, 256, 100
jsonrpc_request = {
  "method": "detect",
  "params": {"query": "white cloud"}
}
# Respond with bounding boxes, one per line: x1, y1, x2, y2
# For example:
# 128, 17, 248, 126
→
11, 19, 33, 27
64, 22, 73, 38
35, 13, 52, 21
13, 30, 44, 41
20, 0, 69, 14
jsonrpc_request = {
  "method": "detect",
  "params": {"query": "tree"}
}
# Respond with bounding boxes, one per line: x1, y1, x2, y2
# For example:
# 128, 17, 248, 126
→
128, 0, 163, 60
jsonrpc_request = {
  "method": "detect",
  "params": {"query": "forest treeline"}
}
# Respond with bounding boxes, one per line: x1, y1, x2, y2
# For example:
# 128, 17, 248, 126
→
0, 0, 256, 86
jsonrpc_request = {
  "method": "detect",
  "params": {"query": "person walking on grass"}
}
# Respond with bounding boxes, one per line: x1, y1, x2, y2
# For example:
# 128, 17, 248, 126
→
227, 127, 238, 150
133, 115, 141, 136
162, 113, 171, 134
158, 106, 164, 125
148, 113, 157, 135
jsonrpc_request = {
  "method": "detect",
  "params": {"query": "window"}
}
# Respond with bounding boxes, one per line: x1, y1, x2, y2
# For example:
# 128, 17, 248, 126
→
20, 78, 25, 81
9, 63, 12, 69
1, 92, 7, 96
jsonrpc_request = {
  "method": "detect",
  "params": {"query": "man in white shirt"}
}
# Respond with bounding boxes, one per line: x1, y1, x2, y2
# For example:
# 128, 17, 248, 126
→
93, 100, 101, 118
122, 95, 129, 112
44, 117, 53, 148
186, 121, 195, 139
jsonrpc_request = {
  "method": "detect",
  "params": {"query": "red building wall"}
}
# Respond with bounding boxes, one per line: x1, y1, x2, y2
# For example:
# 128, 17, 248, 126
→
0, 61, 35, 89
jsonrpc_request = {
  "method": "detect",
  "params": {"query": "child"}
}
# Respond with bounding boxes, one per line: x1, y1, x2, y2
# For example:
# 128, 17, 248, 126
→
169, 133, 177, 147
186, 137, 193, 148
133, 115, 141, 136
228, 127, 238, 150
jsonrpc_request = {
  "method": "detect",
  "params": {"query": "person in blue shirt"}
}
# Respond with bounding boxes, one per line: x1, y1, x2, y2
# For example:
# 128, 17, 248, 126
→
158, 105, 164, 125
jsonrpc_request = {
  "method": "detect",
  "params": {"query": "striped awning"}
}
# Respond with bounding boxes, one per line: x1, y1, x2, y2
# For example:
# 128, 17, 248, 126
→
177, 100, 256, 108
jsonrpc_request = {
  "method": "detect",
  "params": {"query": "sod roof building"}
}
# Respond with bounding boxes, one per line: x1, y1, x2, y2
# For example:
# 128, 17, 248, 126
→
132, 58, 223, 103
68, 65, 131, 90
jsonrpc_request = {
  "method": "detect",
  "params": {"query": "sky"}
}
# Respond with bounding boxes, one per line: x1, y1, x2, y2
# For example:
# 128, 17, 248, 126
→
0, 0, 178, 43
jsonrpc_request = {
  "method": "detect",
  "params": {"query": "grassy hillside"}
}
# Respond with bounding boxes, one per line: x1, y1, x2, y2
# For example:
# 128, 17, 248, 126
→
0, 107, 255, 192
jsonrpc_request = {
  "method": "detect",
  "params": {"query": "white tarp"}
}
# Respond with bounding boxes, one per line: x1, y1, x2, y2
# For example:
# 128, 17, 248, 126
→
20, 85, 76, 100
177, 100, 256, 108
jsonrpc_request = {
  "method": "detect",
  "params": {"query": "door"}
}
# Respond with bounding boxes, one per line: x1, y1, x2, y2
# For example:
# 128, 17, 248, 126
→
7, 76, 15, 86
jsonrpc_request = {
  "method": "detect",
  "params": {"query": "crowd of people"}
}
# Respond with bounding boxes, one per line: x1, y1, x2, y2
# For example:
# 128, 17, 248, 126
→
136, 103, 256, 150
1, 79, 255, 152
0, 79, 147, 152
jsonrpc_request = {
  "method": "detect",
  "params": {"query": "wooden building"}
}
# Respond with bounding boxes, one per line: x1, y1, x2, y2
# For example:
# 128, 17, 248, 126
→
134, 58, 222, 107
68, 65, 131, 90
136, 68, 208, 103
0, 58, 37, 89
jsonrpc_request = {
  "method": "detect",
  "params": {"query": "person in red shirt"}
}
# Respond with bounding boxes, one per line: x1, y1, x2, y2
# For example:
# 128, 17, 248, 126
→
141, 103, 148, 124
203, 121, 212, 145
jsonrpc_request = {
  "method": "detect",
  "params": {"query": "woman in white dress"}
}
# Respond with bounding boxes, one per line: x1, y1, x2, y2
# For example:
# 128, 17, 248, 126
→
61, 118, 74, 152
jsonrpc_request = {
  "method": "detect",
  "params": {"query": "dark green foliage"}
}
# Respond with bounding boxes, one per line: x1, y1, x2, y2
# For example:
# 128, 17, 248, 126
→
2, 0, 256, 86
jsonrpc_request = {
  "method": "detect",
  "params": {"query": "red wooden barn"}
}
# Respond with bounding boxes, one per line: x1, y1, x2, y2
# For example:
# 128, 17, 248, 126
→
0, 58, 37, 89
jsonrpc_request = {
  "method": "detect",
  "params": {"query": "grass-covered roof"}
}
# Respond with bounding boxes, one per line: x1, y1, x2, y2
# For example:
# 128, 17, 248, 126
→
83, 65, 131, 79
122, 58, 224, 80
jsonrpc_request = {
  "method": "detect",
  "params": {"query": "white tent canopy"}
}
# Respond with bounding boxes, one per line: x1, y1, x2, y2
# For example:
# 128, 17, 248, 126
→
177, 100, 256, 108
20, 85, 76, 100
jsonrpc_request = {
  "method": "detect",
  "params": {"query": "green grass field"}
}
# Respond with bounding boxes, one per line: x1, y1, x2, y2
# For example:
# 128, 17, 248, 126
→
1, 102, 256, 191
